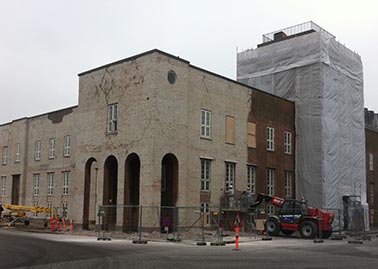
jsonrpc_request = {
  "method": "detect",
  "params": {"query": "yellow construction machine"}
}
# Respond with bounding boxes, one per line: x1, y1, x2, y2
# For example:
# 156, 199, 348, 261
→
1, 204, 54, 226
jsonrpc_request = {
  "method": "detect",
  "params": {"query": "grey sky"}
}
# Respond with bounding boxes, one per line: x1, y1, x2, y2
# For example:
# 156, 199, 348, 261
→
1, 0, 377, 124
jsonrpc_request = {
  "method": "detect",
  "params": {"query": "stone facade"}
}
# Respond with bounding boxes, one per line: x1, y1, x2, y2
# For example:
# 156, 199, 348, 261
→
0, 49, 295, 230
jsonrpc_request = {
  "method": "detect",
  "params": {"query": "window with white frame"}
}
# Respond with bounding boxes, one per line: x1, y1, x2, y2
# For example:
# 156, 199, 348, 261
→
62, 202, 68, 218
107, 103, 118, 133
2, 146, 8, 165
15, 143, 21, 163
225, 162, 235, 192
200, 109, 212, 138
200, 159, 211, 191
200, 203, 210, 225
35, 141, 41, 160
1, 176, 6, 196
284, 171, 292, 197
33, 174, 40, 196
284, 131, 292, 154
33, 202, 38, 217
266, 127, 275, 151
64, 136, 71, 157
247, 165, 256, 194
49, 138, 56, 159
370, 183, 375, 205
369, 153, 374, 171
62, 171, 69, 195
47, 203, 53, 218
47, 173, 54, 195
267, 168, 275, 196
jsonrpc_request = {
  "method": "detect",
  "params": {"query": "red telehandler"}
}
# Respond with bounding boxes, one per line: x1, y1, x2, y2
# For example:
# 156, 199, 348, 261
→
251, 193, 334, 239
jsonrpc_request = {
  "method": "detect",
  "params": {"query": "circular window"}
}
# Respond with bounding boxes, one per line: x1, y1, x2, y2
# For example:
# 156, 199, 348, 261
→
167, 70, 176, 84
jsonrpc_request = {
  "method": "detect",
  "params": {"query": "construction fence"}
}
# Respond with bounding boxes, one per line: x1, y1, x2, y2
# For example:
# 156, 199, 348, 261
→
96, 205, 260, 242
94, 204, 367, 242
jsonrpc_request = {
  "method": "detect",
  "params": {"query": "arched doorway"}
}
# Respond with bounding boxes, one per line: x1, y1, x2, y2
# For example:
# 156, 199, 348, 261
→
103, 155, 118, 229
160, 153, 179, 231
123, 153, 140, 232
83, 158, 97, 230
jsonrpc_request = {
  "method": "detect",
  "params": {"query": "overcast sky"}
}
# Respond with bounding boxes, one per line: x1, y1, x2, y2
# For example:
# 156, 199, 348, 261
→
1, 0, 377, 124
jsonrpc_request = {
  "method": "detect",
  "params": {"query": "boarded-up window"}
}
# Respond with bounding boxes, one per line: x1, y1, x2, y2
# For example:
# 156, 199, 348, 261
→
225, 116, 235, 144
247, 122, 256, 148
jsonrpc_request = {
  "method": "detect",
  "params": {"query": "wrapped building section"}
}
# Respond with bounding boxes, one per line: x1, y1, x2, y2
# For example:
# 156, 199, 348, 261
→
237, 25, 367, 228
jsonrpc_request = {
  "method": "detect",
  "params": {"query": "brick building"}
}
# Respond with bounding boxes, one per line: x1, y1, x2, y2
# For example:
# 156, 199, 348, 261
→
0, 49, 295, 230
237, 22, 367, 228
365, 108, 378, 226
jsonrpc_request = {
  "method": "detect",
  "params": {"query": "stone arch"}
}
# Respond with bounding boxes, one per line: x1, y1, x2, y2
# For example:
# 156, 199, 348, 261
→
160, 153, 179, 231
103, 155, 118, 228
83, 157, 97, 230
123, 153, 140, 232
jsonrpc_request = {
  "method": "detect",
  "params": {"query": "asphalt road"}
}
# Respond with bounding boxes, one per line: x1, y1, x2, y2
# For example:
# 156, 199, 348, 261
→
1, 228, 378, 269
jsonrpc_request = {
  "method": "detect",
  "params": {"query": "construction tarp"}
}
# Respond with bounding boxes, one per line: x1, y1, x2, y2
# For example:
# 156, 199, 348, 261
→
237, 31, 367, 228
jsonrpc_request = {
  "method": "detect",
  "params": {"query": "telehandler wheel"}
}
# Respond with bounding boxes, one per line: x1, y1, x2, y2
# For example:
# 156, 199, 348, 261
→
266, 218, 280, 236
299, 221, 317, 239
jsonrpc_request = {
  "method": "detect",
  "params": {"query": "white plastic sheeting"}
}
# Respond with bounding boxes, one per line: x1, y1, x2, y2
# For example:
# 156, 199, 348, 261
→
237, 31, 367, 226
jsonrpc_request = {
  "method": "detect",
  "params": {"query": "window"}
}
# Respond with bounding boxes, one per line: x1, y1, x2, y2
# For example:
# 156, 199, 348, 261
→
266, 127, 275, 151
49, 138, 56, 159
285, 171, 292, 197
369, 153, 374, 171
2, 146, 8, 165
62, 202, 68, 218
1, 176, 6, 196
15, 143, 21, 163
35, 141, 41, 160
225, 115, 235, 144
247, 122, 256, 148
200, 109, 212, 138
370, 183, 374, 205
107, 103, 118, 133
47, 173, 54, 195
267, 205, 275, 215
284, 132, 292, 154
200, 159, 211, 191
62, 171, 69, 195
64, 136, 71, 157
225, 162, 235, 191
33, 174, 40, 196
33, 202, 38, 217
47, 203, 53, 218
267, 168, 275, 196
247, 165, 256, 194
200, 203, 210, 225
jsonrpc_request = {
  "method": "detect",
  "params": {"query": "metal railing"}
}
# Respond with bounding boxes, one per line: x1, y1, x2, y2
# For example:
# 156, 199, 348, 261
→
262, 21, 335, 43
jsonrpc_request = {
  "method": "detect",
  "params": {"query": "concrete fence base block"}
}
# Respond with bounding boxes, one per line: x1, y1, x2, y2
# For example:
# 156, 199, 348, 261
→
132, 239, 148, 244
348, 240, 363, 244
97, 237, 111, 241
